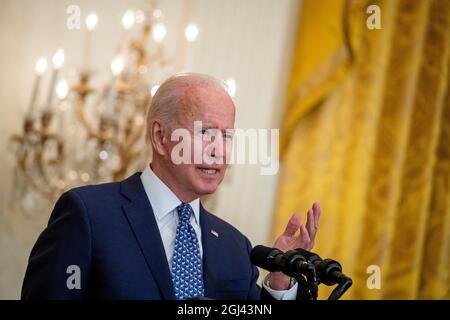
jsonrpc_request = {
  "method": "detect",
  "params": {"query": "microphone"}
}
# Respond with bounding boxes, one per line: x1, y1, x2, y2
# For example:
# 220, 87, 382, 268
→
250, 245, 310, 275
295, 248, 352, 300
250, 245, 318, 299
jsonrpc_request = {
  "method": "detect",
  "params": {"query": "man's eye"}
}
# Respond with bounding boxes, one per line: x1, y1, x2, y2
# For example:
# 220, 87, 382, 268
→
195, 130, 207, 136
199, 130, 214, 139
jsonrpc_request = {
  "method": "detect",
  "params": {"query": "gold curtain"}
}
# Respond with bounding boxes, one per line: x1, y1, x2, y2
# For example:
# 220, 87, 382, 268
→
272, 0, 450, 299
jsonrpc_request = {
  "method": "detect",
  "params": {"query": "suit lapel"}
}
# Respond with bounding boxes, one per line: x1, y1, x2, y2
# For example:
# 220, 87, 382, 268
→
200, 203, 223, 298
121, 173, 175, 300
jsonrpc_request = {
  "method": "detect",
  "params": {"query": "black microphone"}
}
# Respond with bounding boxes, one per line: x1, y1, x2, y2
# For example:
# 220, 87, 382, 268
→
250, 245, 318, 299
295, 248, 352, 300
250, 245, 310, 275
295, 248, 350, 285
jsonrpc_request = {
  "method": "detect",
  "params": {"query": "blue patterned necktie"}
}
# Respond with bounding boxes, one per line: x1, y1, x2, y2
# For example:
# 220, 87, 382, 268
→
172, 203, 204, 300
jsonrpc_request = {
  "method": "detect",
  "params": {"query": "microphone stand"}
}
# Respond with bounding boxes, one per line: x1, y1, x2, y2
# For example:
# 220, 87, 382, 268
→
295, 275, 314, 300
283, 250, 318, 300
328, 276, 352, 300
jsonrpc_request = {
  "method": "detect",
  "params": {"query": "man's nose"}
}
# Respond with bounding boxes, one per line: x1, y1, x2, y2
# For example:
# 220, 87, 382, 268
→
209, 141, 225, 158
205, 134, 227, 159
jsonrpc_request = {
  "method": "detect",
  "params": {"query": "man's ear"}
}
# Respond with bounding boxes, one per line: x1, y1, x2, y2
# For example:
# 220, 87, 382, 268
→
150, 119, 168, 156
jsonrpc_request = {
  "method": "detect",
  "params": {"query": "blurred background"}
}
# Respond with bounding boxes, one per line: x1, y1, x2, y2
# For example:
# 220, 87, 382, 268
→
0, 0, 448, 299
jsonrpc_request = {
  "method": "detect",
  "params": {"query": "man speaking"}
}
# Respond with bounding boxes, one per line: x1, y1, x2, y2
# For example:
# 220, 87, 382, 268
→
21, 73, 321, 300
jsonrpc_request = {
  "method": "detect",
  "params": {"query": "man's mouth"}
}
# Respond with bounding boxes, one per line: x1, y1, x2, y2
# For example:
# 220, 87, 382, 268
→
197, 167, 221, 175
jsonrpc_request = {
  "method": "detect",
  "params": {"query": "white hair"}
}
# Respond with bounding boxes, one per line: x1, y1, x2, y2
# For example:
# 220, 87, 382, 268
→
146, 73, 230, 143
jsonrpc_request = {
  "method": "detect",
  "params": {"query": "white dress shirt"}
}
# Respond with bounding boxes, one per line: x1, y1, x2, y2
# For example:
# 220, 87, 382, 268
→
140, 165, 297, 300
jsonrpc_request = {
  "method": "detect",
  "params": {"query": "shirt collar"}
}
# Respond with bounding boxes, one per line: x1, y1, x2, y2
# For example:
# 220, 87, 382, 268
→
140, 165, 200, 224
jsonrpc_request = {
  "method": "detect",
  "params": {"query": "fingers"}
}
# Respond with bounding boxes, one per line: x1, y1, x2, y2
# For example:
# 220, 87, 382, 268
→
306, 202, 320, 238
312, 202, 321, 229
299, 224, 311, 247
299, 202, 321, 251
282, 212, 301, 237
278, 204, 320, 252
306, 209, 315, 239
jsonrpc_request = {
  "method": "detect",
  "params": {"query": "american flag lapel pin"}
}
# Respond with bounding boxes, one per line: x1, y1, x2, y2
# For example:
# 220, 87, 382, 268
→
210, 229, 219, 237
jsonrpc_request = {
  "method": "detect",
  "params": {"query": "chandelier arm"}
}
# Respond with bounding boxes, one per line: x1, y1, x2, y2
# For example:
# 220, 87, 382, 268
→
35, 136, 58, 190
20, 133, 57, 201
75, 98, 97, 137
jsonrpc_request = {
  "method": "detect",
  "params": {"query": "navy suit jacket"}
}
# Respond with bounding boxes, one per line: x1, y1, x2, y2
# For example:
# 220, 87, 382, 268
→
21, 172, 263, 300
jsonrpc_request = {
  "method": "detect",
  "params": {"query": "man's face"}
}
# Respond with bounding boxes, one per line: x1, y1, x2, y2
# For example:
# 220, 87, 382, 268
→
162, 85, 235, 199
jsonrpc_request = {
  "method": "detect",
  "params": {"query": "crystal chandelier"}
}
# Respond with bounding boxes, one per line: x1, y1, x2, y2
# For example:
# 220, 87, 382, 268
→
9, 3, 199, 215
